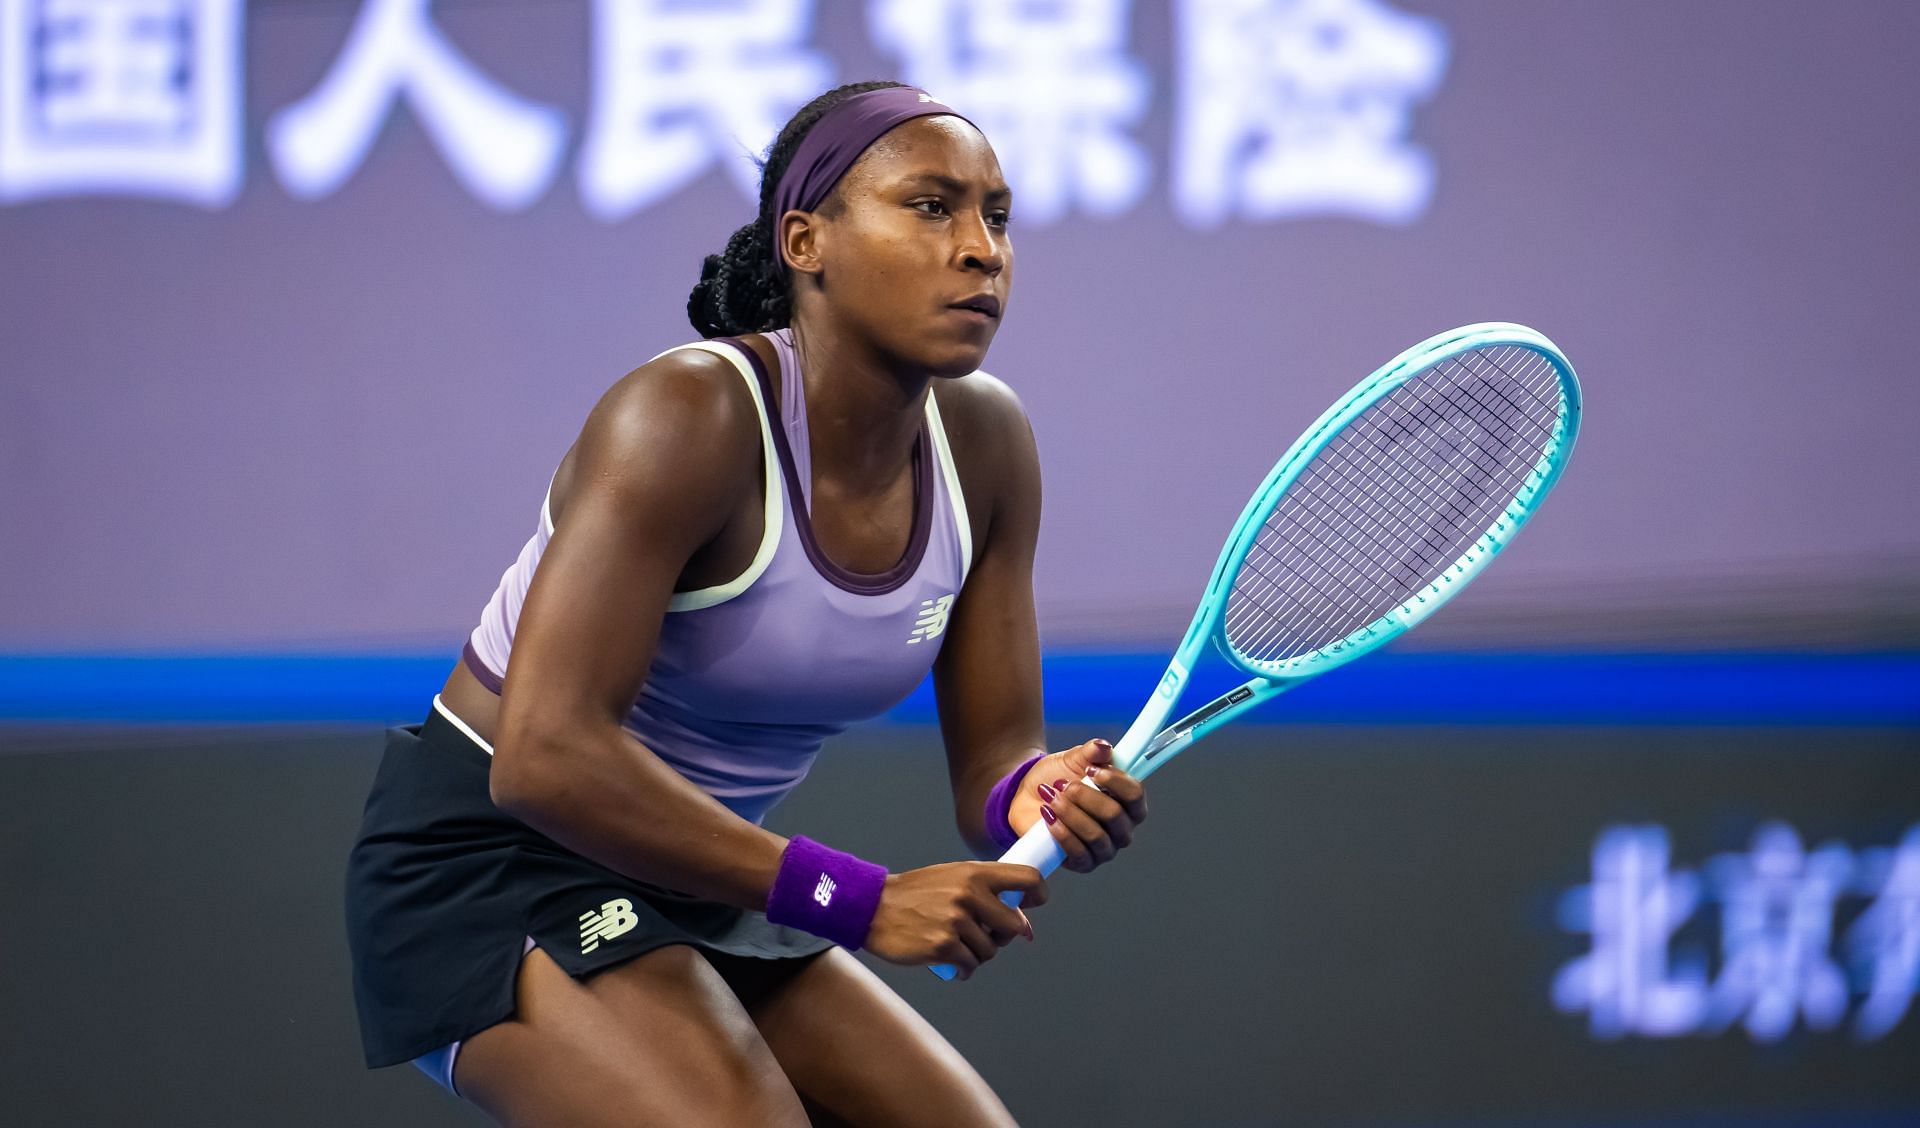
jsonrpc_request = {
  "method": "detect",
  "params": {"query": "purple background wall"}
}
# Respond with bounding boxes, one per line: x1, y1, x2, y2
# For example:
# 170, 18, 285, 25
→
4, 1, 1917, 653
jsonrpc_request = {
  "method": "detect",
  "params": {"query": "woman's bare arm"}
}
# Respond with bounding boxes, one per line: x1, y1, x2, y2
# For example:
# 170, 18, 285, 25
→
487, 348, 787, 910
929, 375, 1050, 857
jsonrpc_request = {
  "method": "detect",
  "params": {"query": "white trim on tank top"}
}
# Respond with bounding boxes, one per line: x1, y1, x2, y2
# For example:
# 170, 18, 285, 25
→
536, 341, 787, 614
538, 339, 973, 611
924, 388, 972, 588
660, 342, 786, 611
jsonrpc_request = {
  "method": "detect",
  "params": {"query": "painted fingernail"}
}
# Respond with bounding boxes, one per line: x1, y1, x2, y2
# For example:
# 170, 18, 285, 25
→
1037, 783, 1057, 802
1040, 805, 1057, 825
1018, 909, 1035, 941
1052, 778, 1070, 791
1094, 739, 1113, 752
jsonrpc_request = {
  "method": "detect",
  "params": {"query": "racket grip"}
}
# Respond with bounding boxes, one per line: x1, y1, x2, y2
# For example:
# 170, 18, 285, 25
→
929, 820, 1066, 980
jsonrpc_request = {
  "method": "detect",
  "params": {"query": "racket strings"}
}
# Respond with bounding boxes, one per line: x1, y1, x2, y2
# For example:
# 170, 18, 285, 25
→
1228, 373, 1534, 638
1236, 348, 1559, 658
1223, 345, 1564, 667
1229, 383, 1551, 662
1230, 346, 1559, 660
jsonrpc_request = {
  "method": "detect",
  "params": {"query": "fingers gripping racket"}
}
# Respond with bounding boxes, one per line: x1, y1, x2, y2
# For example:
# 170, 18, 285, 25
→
930, 322, 1582, 980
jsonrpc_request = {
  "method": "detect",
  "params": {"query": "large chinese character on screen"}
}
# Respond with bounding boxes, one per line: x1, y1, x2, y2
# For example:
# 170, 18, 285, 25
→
266, 0, 567, 210
0, 0, 243, 206
1552, 826, 1709, 1039
1704, 822, 1853, 1040
1173, 0, 1447, 228
579, 0, 830, 221
871, 0, 1150, 227
1850, 827, 1920, 1040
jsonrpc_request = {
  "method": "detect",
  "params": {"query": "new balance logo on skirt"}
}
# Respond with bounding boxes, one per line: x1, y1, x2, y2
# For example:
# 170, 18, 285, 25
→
814, 873, 836, 907
579, 897, 638, 954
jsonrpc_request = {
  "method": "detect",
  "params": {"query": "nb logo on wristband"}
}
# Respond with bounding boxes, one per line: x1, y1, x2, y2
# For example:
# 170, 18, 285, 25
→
813, 874, 836, 907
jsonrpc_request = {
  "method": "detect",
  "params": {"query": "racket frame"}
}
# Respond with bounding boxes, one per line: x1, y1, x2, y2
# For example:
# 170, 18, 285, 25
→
929, 322, 1580, 980
1115, 321, 1581, 778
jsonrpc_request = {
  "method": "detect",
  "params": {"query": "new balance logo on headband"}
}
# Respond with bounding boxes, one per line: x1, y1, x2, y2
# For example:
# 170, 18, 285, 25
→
579, 898, 638, 954
909, 594, 955, 644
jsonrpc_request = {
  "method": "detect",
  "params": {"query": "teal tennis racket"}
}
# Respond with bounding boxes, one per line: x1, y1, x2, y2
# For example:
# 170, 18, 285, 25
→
931, 322, 1582, 980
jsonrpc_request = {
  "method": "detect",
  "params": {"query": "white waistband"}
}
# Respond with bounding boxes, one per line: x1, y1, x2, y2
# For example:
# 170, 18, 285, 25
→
431, 694, 496, 756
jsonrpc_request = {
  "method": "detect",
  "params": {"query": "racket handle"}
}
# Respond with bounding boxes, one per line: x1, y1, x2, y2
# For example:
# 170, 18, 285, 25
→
928, 820, 1065, 980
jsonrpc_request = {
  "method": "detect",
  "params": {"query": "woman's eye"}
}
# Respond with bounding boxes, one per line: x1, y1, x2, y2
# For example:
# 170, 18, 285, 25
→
988, 211, 1011, 228
913, 199, 948, 216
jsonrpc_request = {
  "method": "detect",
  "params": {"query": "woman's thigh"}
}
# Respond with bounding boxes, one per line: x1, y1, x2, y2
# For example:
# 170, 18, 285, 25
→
452, 944, 810, 1128
735, 947, 1019, 1128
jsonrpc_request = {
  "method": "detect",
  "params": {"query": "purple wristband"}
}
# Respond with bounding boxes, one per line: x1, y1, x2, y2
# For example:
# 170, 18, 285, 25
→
983, 753, 1047, 852
764, 835, 888, 950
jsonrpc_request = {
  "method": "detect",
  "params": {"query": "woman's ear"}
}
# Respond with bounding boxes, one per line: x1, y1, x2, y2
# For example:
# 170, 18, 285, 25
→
778, 210, 824, 277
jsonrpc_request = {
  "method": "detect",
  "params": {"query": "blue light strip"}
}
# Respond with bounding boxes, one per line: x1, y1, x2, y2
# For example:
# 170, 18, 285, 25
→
0, 651, 1914, 726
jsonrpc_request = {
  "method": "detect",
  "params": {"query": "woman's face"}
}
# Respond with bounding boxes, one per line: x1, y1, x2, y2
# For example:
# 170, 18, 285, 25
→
796, 115, 1013, 379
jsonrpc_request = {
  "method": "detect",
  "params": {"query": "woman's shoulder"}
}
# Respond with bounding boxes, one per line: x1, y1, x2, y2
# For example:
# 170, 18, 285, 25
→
593, 340, 765, 444
930, 369, 1040, 538
930, 368, 1032, 456
550, 340, 765, 524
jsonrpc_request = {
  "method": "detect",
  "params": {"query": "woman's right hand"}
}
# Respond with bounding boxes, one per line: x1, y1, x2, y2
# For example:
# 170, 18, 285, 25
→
862, 862, 1048, 979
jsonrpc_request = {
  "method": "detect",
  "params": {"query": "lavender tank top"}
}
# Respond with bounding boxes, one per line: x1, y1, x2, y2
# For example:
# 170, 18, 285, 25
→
465, 329, 974, 824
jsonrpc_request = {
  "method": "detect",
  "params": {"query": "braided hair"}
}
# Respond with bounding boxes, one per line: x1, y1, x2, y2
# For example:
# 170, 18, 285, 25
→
686, 80, 908, 339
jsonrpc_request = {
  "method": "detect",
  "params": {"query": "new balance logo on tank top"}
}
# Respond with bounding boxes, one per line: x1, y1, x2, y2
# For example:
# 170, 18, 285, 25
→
466, 329, 974, 825
909, 594, 955, 644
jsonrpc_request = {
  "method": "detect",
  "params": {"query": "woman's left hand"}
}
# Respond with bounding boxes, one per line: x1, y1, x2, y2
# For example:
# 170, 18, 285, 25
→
1007, 739, 1148, 874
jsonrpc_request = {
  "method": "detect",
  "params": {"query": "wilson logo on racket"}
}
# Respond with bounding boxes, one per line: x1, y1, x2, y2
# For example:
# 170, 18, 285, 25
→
578, 898, 638, 954
908, 594, 955, 644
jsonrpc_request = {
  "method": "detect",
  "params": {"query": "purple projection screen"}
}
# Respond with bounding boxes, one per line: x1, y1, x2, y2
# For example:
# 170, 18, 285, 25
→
2, 0, 1916, 654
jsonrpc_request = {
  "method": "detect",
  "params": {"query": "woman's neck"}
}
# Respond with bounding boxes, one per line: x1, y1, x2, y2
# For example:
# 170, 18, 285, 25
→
787, 318, 928, 492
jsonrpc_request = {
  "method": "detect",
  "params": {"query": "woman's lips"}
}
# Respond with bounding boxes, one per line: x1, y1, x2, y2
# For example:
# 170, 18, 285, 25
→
947, 294, 1002, 319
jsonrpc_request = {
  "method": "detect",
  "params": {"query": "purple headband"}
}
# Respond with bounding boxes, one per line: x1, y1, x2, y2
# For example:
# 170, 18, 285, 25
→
770, 87, 976, 276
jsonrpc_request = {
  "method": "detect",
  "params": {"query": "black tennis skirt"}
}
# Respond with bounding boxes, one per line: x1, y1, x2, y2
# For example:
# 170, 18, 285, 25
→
345, 704, 834, 1068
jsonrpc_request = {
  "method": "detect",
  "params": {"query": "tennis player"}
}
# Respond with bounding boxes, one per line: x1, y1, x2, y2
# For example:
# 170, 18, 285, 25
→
345, 81, 1148, 1125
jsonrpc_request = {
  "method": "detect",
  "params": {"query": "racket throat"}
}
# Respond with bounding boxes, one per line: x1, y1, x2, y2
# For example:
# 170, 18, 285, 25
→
1139, 685, 1256, 766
